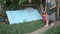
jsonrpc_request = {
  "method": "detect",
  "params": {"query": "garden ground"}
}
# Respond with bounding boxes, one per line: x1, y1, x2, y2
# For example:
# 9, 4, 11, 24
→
0, 20, 45, 34
0, 19, 60, 34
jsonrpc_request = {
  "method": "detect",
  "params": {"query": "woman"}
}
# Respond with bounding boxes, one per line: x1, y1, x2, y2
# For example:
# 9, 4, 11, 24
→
45, 0, 56, 27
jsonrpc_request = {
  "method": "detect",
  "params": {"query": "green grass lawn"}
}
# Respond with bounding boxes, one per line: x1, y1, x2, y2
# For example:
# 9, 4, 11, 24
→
0, 20, 45, 34
43, 25, 60, 34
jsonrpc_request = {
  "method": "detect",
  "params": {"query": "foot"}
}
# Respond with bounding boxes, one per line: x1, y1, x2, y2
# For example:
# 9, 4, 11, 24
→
51, 23, 54, 26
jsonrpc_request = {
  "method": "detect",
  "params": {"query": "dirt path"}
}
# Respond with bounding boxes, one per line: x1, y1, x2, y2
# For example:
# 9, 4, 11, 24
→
27, 20, 60, 34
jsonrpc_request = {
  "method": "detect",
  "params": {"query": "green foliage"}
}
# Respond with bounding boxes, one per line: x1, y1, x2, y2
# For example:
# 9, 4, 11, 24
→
0, 0, 27, 10
43, 25, 60, 34
0, 20, 45, 34
0, 0, 27, 5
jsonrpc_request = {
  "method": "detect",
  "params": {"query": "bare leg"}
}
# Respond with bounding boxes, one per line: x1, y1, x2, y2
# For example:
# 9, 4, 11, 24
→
45, 20, 49, 27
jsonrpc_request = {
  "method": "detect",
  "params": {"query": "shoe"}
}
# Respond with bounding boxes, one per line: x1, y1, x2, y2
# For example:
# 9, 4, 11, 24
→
51, 23, 54, 26
45, 24, 48, 27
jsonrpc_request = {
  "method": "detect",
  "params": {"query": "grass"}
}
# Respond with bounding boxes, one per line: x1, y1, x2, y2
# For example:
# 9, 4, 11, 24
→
43, 25, 60, 34
0, 20, 45, 34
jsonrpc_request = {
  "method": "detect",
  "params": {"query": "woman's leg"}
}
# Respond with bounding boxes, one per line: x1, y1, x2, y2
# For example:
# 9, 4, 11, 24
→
45, 14, 49, 27
50, 12, 56, 26
45, 20, 49, 27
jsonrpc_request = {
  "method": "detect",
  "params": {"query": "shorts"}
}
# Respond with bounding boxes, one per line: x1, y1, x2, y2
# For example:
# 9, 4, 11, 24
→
46, 12, 56, 22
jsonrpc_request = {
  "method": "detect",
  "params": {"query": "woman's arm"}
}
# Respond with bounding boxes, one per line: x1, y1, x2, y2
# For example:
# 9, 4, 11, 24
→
50, 4, 56, 9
